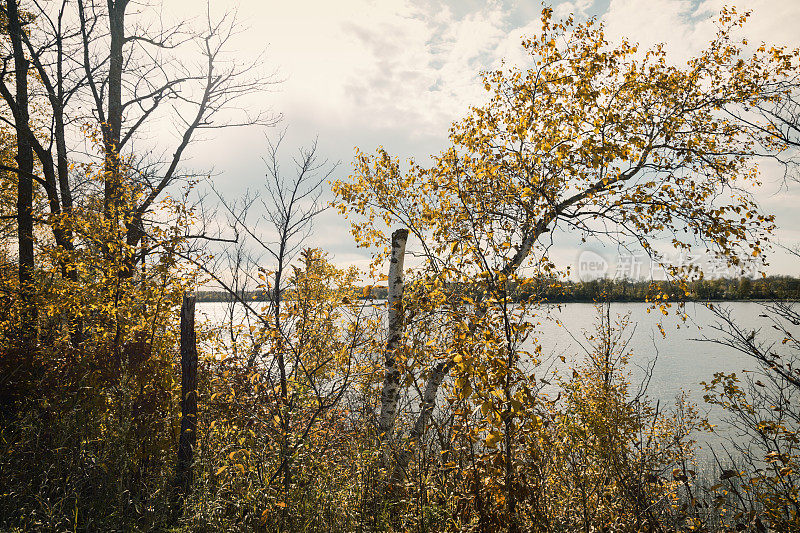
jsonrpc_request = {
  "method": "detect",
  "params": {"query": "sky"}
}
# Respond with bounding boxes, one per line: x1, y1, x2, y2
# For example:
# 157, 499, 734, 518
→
159, 0, 800, 279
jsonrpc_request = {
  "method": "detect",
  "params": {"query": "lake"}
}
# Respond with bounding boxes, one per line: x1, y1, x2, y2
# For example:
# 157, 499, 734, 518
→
529, 302, 766, 461
197, 300, 786, 462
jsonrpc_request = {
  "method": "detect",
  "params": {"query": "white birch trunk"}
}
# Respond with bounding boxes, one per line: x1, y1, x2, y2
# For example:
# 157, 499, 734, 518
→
392, 359, 452, 481
378, 228, 409, 439
390, 222, 551, 480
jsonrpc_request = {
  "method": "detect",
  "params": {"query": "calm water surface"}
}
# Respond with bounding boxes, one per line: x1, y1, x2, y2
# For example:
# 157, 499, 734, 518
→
198, 301, 784, 461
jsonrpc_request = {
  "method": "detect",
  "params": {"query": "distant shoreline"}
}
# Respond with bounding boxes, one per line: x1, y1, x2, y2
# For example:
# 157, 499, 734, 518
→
195, 275, 800, 304
195, 295, 798, 304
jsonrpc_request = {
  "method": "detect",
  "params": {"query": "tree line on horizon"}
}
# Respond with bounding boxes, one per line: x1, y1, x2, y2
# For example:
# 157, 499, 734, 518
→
196, 274, 800, 304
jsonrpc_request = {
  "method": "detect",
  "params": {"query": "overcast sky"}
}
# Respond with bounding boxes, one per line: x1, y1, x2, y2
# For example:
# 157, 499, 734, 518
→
161, 0, 800, 278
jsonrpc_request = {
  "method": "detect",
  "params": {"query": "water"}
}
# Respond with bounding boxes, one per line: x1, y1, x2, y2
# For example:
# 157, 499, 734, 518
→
197, 300, 787, 461
527, 302, 773, 461
530, 302, 760, 412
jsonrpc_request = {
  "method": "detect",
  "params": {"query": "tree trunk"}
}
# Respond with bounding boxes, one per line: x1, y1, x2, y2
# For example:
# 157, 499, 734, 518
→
378, 228, 409, 440
273, 248, 291, 530
175, 292, 198, 501
390, 221, 553, 480
392, 359, 451, 482
104, 0, 125, 223
7, 0, 37, 355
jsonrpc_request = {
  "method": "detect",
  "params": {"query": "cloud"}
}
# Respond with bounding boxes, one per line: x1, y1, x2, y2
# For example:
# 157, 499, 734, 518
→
554, 0, 595, 18
163, 0, 800, 275
602, 0, 800, 64
602, 0, 710, 63
335, 1, 510, 136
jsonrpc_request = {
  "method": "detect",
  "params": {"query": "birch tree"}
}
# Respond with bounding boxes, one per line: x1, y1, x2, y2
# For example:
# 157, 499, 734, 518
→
378, 228, 408, 441
334, 8, 794, 523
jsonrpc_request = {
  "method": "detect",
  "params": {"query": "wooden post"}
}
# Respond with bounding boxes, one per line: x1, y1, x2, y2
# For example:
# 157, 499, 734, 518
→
175, 292, 198, 499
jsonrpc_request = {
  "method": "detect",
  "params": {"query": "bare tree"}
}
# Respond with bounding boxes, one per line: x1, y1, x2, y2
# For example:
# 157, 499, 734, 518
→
0, 0, 279, 348
725, 73, 800, 185
236, 135, 331, 523
2, 0, 36, 352
699, 295, 800, 530
186, 134, 374, 527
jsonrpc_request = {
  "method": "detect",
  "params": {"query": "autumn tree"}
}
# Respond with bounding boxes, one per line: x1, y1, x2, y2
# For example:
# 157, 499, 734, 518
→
334, 8, 792, 529
2, 0, 36, 352
179, 136, 387, 530
547, 306, 701, 530
0, 0, 277, 350
685, 28, 800, 530
0, 1, 276, 529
